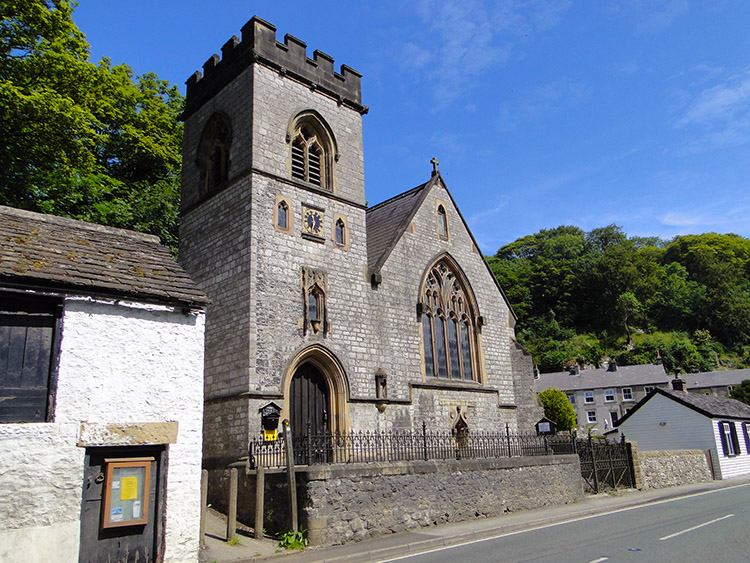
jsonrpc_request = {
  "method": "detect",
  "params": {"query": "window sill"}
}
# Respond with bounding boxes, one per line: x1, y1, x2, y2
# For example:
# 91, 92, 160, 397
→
412, 380, 495, 393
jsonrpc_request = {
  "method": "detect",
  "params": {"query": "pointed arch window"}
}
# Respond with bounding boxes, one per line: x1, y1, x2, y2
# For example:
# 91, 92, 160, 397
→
197, 113, 232, 197
288, 111, 336, 191
437, 205, 448, 240
277, 200, 289, 230
302, 267, 328, 335
420, 260, 478, 381
335, 218, 346, 247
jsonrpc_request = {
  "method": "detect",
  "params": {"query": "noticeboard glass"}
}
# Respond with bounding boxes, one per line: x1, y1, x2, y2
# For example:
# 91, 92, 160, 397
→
102, 458, 152, 528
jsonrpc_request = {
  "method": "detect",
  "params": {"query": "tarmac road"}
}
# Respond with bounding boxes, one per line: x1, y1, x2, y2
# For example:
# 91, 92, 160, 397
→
377, 482, 750, 563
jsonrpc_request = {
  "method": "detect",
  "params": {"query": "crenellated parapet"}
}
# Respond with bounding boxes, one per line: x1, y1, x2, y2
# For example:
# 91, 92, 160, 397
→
183, 16, 366, 119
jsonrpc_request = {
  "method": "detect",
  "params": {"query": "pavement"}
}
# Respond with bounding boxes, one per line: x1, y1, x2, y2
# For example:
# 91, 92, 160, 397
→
199, 474, 750, 563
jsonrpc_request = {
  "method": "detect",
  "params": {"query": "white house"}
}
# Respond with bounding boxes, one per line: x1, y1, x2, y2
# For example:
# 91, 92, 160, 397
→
611, 386, 750, 480
0, 207, 210, 562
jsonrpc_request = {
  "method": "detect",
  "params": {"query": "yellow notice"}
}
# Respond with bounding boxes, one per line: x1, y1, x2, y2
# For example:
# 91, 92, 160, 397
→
120, 477, 138, 500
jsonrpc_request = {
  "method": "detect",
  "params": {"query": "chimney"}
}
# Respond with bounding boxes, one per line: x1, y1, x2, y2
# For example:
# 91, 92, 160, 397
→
533, 366, 540, 379
569, 364, 580, 375
656, 351, 663, 365
671, 377, 686, 392
607, 360, 618, 372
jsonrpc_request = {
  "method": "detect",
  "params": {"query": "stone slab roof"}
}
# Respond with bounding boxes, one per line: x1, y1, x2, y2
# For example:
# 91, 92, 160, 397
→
366, 177, 433, 273
616, 388, 750, 427
0, 206, 209, 307
534, 364, 671, 393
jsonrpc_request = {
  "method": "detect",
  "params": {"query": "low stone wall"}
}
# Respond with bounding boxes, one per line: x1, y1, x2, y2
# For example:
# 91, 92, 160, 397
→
209, 454, 582, 545
637, 450, 712, 490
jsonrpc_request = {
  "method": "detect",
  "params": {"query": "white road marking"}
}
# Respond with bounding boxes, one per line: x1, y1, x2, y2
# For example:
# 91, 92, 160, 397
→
587, 558, 609, 563
376, 483, 750, 562
659, 513, 734, 541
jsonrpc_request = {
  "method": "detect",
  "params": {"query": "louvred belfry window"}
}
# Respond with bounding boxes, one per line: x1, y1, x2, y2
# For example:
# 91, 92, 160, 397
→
420, 260, 478, 381
289, 111, 336, 190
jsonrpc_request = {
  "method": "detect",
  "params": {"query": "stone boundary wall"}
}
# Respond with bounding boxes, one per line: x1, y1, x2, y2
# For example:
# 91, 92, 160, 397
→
636, 450, 712, 490
211, 454, 582, 546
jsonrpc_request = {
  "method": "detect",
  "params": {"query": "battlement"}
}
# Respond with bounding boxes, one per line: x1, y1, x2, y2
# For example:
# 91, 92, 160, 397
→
183, 16, 366, 119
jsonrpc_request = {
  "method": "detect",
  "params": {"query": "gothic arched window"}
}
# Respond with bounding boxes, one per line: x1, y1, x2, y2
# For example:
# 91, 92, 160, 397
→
437, 204, 448, 240
335, 218, 346, 247
420, 259, 478, 381
197, 113, 232, 197
288, 111, 336, 190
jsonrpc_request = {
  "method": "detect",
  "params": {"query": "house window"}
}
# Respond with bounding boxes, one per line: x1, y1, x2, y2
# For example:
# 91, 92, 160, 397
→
584, 391, 594, 404
644, 386, 654, 395
719, 421, 740, 457
604, 389, 615, 402
566, 392, 575, 405
436, 204, 448, 240
0, 294, 62, 423
197, 113, 232, 197
743, 422, 750, 455
288, 111, 336, 190
419, 258, 478, 381
622, 388, 634, 401
587, 411, 597, 423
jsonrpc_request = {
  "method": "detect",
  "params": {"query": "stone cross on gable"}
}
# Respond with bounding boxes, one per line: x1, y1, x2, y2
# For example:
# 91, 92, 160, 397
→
430, 157, 439, 176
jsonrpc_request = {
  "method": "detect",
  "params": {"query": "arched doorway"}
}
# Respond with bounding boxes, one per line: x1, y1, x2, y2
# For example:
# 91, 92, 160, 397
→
282, 345, 349, 464
289, 362, 330, 438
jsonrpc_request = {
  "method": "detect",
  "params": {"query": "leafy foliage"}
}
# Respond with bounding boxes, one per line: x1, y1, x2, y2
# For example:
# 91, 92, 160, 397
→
277, 528, 308, 550
537, 388, 577, 431
1, 0, 183, 253
491, 226, 750, 373
729, 380, 750, 406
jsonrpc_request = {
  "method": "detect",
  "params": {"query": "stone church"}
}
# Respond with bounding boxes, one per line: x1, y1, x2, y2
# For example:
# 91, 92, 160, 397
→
179, 16, 541, 467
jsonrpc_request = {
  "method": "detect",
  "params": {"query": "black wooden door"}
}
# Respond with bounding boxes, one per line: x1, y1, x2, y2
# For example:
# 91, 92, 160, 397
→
290, 363, 329, 437
290, 363, 330, 464
79, 446, 165, 563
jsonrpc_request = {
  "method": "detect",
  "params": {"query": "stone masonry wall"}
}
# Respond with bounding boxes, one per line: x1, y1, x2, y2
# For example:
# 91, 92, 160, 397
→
218, 455, 582, 546
303, 455, 582, 545
636, 450, 712, 490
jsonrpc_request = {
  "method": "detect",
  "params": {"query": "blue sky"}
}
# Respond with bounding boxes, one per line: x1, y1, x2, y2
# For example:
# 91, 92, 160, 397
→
72, 1, 750, 254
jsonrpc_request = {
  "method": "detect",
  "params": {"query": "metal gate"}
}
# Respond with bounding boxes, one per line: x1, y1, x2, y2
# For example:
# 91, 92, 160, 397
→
576, 434, 634, 493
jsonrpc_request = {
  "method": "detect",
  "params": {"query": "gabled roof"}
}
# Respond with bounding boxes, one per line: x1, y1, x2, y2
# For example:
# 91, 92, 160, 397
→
366, 176, 434, 273
534, 364, 670, 393
0, 206, 210, 307
683, 368, 750, 389
365, 173, 516, 320
615, 388, 750, 427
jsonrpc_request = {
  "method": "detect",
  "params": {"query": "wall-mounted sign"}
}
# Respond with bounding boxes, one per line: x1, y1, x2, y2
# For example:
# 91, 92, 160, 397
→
101, 457, 153, 528
263, 429, 278, 442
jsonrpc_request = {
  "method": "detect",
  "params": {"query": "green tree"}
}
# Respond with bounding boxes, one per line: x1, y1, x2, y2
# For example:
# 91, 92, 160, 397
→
537, 388, 577, 431
730, 380, 750, 406
1, 0, 183, 252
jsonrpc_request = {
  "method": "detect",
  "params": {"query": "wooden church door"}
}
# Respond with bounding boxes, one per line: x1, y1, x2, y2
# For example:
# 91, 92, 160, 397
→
289, 363, 330, 463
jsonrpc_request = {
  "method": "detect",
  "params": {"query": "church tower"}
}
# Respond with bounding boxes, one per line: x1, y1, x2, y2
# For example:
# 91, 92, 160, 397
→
179, 17, 370, 462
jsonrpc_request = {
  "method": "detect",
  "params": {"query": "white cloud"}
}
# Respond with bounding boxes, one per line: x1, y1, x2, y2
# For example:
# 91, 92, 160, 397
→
659, 212, 704, 227
400, 0, 572, 107
675, 68, 750, 152
497, 79, 588, 130
636, 0, 688, 32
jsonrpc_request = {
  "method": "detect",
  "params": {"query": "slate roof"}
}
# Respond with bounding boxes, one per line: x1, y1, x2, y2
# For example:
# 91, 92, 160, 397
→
0, 206, 209, 307
683, 368, 750, 390
366, 177, 433, 273
534, 364, 671, 393
615, 388, 750, 426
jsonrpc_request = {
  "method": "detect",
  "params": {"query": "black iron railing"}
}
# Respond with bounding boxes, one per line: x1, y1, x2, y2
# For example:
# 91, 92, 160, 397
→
248, 423, 576, 469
